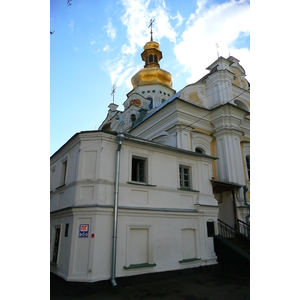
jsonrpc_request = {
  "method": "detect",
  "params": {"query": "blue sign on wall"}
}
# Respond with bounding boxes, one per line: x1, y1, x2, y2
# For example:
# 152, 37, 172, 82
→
79, 224, 89, 238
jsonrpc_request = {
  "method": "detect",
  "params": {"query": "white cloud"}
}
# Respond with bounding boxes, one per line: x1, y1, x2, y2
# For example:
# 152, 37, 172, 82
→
152, 3, 177, 43
105, 19, 116, 40
171, 11, 183, 27
116, 66, 135, 88
174, 0, 250, 84
103, 45, 110, 52
90, 41, 96, 45
104, 56, 126, 85
120, 0, 177, 55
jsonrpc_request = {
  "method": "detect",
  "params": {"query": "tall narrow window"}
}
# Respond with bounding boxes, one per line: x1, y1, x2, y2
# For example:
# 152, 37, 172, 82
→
207, 222, 215, 237
149, 54, 153, 62
154, 55, 157, 63
52, 228, 60, 264
147, 97, 153, 109
179, 165, 191, 189
246, 156, 250, 179
60, 160, 68, 186
132, 157, 147, 183
50, 167, 56, 191
65, 223, 69, 237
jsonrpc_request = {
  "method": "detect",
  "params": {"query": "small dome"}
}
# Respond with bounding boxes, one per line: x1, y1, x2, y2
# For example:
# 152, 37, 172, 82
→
131, 67, 173, 88
131, 40, 173, 89
144, 41, 160, 51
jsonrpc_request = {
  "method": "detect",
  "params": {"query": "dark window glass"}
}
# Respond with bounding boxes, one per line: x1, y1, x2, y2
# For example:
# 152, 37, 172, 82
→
149, 54, 153, 62
147, 97, 153, 109
61, 160, 68, 185
65, 223, 69, 237
52, 228, 60, 263
154, 55, 157, 62
195, 147, 204, 154
132, 157, 146, 183
246, 156, 250, 179
207, 222, 215, 237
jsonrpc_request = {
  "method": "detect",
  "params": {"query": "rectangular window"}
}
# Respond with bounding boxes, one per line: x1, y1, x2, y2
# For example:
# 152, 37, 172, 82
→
65, 223, 69, 237
60, 160, 68, 186
246, 156, 250, 179
179, 165, 191, 189
52, 228, 61, 263
132, 157, 147, 183
50, 167, 56, 191
207, 222, 215, 237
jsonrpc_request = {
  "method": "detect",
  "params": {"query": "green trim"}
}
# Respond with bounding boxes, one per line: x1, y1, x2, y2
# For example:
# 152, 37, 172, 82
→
178, 258, 201, 264
123, 263, 156, 270
178, 188, 199, 193
127, 181, 157, 187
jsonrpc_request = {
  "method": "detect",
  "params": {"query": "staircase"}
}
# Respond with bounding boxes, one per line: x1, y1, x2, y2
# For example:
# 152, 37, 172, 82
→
214, 219, 250, 275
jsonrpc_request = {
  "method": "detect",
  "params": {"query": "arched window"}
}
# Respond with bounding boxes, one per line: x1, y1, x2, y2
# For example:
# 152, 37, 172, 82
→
149, 54, 153, 62
246, 156, 250, 179
154, 55, 157, 63
147, 97, 153, 109
234, 99, 249, 111
195, 147, 205, 154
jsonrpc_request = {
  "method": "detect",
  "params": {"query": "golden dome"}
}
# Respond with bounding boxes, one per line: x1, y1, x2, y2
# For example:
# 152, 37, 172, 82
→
131, 40, 173, 89
131, 67, 173, 88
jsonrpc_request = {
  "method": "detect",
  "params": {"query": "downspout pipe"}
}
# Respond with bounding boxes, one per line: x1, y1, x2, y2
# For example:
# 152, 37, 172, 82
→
243, 186, 250, 225
111, 133, 124, 287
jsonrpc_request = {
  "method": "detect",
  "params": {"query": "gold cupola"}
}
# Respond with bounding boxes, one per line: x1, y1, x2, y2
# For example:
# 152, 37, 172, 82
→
131, 40, 173, 89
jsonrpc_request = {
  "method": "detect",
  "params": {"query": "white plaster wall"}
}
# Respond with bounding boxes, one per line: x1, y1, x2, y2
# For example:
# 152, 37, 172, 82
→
50, 132, 219, 282
218, 192, 235, 228
53, 208, 217, 283
50, 215, 74, 280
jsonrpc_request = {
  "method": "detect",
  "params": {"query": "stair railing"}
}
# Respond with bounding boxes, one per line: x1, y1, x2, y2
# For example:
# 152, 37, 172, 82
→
218, 219, 236, 239
217, 219, 250, 253
237, 218, 250, 238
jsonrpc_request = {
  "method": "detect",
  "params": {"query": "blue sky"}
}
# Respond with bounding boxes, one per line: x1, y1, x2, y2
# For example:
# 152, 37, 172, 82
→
50, 0, 250, 155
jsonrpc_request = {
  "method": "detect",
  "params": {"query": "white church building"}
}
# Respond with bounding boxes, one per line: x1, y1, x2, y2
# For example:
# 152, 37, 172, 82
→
50, 34, 250, 284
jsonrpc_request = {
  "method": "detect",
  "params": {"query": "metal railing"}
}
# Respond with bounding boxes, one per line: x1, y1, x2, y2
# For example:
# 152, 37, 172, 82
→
217, 219, 250, 254
237, 219, 250, 238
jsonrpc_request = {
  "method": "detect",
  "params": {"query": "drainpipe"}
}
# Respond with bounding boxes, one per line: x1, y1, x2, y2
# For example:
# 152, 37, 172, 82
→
111, 133, 124, 287
243, 186, 250, 225
232, 190, 238, 231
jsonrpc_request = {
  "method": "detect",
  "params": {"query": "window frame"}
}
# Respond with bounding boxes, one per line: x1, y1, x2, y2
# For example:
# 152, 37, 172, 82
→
246, 155, 250, 180
51, 225, 62, 265
124, 223, 155, 270
179, 165, 192, 189
195, 147, 205, 154
207, 221, 215, 237
131, 156, 147, 184
50, 166, 56, 191
59, 158, 68, 186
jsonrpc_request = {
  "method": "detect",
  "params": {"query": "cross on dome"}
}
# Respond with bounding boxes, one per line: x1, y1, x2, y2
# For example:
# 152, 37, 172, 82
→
148, 19, 154, 41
